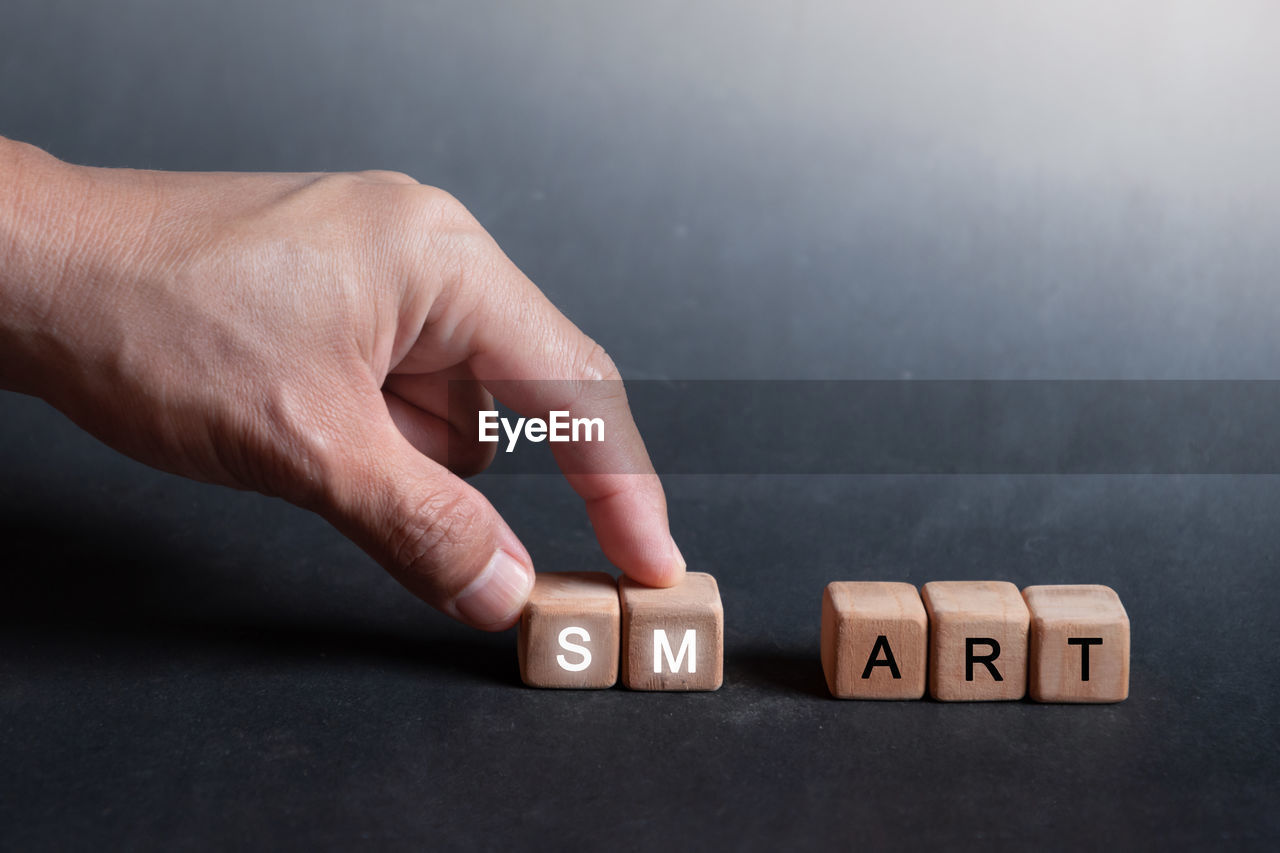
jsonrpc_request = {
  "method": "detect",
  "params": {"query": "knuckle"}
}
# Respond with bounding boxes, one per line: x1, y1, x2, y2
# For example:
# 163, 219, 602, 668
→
359, 184, 485, 294
389, 486, 487, 578
308, 171, 367, 196
560, 340, 627, 422
581, 340, 622, 382
357, 169, 419, 186
411, 186, 478, 231
405, 188, 499, 304
392, 186, 482, 250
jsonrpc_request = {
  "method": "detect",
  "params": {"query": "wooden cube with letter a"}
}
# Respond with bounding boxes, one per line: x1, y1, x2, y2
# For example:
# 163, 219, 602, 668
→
1023, 584, 1129, 703
921, 580, 1030, 701
518, 572, 620, 689
620, 572, 724, 691
821, 582, 927, 699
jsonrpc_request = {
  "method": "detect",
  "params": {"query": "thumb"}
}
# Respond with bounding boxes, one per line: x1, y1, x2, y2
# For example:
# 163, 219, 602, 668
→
319, 412, 534, 631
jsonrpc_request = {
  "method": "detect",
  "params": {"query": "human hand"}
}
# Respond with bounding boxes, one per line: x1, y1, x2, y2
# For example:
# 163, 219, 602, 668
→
0, 138, 684, 629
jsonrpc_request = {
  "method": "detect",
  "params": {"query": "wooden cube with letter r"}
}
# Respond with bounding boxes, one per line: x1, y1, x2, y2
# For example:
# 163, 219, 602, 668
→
921, 580, 1030, 701
620, 572, 724, 691
518, 572, 620, 689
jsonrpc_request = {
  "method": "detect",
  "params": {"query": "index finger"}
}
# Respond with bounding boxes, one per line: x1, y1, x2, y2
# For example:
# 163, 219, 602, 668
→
443, 239, 685, 587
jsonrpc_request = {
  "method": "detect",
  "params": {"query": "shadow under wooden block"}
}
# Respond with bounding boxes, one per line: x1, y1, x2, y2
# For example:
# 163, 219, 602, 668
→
518, 572, 620, 689
821, 582, 927, 699
620, 572, 723, 691
1024, 584, 1130, 703
922, 581, 1029, 701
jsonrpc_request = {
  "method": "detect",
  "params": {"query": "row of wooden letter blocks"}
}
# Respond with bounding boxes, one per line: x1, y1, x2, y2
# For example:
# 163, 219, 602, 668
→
823, 581, 1129, 702
520, 572, 724, 690
518, 573, 1129, 702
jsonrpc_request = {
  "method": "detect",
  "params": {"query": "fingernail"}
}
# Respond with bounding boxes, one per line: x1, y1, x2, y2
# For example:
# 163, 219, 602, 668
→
455, 550, 534, 629
671, 539, 687, 573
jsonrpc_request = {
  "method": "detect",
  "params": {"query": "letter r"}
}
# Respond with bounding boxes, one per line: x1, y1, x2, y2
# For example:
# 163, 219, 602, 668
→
965, 637, 1003, 682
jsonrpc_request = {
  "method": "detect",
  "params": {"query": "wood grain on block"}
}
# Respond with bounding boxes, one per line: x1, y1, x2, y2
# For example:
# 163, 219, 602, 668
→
518, 572, 620, 689
921, 581, 1029, 701
1023, 585, 1129, 703
821, 582, 927, 700
619, 572, 723, 691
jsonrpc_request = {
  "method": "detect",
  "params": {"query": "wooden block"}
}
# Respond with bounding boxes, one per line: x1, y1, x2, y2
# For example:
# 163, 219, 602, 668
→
921, 581, 1029, 701
1023, 585, 1130, 703
620, 572, 723, 691
821, 582, 927, 700
518, 572, 620, 689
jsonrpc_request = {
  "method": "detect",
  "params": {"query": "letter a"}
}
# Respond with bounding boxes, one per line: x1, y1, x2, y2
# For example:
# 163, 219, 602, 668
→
861, 634, 902, 679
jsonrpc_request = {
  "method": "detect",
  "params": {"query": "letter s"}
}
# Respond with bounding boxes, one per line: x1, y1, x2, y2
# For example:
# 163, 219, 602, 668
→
556, 626, 592, 672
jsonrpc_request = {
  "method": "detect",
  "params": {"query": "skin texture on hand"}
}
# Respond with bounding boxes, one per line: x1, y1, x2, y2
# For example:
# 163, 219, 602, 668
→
0, 137, 684, 630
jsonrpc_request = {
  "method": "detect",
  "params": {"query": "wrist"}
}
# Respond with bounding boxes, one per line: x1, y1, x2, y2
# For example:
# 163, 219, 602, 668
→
0, 139, 83, 394
0, 138, 155, 398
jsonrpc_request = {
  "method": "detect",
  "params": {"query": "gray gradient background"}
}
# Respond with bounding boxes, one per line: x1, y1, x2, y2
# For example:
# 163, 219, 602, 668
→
2, 2, 1278, 850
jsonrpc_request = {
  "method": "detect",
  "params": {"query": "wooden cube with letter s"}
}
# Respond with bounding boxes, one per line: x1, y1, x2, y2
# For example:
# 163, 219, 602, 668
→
518, 572, 621, 689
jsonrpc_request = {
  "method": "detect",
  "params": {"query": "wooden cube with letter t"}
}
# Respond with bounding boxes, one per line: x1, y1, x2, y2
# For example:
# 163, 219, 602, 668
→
1023, 584, 1129, 703
518, 572, 620, 689
821, 582, 928, 699
921, 581, 1030, 701
619, 572, 724, 691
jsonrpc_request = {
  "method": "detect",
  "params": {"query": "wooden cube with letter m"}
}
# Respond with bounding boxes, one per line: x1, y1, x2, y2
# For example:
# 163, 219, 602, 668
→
620, 573, 724, 691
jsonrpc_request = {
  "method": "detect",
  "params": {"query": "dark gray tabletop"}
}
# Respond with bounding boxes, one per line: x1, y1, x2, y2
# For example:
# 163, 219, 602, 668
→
2, 2, 1278, 849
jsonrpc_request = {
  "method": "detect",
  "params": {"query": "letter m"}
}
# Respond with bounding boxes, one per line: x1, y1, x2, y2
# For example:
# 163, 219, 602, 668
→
653, 628, 697, 674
